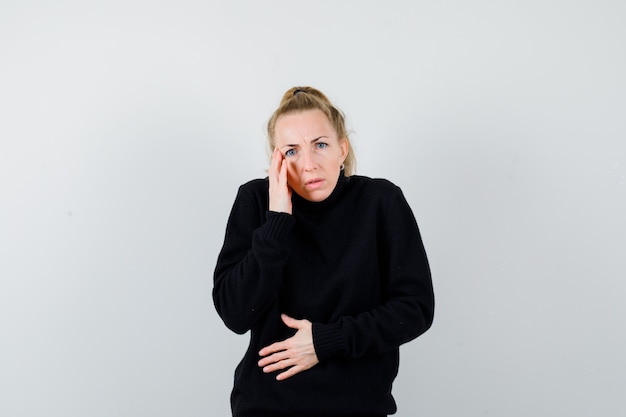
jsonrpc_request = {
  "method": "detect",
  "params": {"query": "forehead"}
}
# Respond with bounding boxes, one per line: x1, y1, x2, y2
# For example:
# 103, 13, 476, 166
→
274, 109, 337, 144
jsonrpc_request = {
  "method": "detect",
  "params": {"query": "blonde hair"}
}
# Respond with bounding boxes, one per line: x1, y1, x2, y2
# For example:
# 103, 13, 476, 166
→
267, 86, 355, 176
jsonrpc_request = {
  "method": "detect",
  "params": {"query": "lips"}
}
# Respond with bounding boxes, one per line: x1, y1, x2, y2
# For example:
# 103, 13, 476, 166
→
304, 178, 324, 189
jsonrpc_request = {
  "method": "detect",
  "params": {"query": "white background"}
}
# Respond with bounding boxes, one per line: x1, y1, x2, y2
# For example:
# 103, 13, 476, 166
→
1, 1, 625, 416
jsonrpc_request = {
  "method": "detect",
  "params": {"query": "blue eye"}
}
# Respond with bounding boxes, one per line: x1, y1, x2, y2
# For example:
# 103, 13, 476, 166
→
316, 142, 328, 149
285, 149, 296, 157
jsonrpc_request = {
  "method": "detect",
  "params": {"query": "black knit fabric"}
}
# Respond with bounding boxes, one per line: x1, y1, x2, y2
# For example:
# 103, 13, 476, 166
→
213, 173, 434, 417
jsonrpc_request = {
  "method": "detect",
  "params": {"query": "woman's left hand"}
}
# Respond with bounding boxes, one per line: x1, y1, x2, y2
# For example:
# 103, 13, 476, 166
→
258, 314, 319, 381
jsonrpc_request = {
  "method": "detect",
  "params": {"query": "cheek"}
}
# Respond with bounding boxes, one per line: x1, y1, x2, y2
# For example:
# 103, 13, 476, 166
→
285, 163, 300, 183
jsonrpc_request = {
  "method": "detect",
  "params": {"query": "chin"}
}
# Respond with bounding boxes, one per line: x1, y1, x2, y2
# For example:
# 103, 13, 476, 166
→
301, 190, 331, 202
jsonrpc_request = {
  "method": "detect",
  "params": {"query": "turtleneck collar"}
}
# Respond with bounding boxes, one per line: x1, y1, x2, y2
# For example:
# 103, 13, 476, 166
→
292, 171, 349, 211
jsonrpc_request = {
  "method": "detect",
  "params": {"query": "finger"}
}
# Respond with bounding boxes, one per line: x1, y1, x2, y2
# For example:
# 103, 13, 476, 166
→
270, 148, 283, 175
277, 150, 289, 185
269, 155, 277, 179
259, 341, 286, 357
279, 156, 288, 184
281, 313, 303, 329
257, 349, 289, 367
261, 357, 296, 374
280, 313, 293, 326
274, 147, 284, 162
276, 365, 303, 381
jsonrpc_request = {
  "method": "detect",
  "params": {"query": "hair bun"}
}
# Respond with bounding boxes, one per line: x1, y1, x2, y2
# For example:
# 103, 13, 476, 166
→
280, 86, 331, 106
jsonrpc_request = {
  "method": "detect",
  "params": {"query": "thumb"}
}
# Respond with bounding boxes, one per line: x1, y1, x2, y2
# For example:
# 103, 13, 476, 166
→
281, 313, 300, 329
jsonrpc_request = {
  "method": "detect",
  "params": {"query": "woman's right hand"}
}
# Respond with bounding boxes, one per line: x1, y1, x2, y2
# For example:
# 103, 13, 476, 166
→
269, 147, 292, 214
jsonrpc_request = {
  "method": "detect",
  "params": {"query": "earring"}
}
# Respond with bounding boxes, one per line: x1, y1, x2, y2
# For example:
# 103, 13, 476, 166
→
340, 163, 345, 170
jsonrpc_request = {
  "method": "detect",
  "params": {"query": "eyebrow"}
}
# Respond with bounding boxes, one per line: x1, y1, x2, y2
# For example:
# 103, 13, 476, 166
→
281, 136, 328, 149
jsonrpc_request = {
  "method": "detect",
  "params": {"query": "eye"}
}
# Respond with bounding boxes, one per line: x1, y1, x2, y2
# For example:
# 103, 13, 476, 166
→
315, 142, 328, 149
285, 148, 297, 157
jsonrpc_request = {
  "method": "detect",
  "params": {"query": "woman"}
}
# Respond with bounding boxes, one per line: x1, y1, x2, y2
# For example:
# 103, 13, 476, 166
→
213, 86, 434, 417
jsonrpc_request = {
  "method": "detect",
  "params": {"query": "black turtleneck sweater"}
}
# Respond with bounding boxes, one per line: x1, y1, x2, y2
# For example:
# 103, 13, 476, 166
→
213, 173, 434, 417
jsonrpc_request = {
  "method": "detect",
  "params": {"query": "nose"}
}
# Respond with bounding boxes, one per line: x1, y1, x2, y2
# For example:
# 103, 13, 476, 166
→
301, 148, 316, 171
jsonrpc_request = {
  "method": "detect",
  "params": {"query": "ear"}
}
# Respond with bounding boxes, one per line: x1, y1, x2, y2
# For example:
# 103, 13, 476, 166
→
339, 138, 349, 162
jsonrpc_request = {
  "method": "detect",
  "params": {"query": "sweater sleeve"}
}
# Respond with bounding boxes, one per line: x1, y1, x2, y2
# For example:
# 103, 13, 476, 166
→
213, 185, 295, 334
312, 187, 434, 360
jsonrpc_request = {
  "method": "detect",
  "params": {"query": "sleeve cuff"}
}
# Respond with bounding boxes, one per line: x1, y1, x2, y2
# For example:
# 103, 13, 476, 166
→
312, 321, 346, 362
263, 211, 295, 241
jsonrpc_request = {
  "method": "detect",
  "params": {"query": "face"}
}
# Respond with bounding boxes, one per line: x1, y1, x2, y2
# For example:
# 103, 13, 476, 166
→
274, 109, 348, 202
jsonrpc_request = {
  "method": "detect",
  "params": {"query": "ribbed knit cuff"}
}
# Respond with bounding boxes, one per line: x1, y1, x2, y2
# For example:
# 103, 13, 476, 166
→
263, 211, 295, 241
312, 322, 346, 362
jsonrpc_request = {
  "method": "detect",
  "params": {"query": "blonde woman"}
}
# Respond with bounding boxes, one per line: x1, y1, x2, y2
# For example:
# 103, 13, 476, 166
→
213, 86, 434, 417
